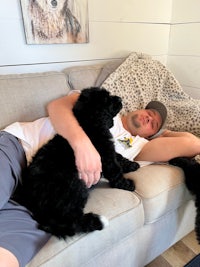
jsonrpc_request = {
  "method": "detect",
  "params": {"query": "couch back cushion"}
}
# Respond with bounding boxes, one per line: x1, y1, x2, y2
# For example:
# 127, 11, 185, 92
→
63, 64, 104, 90
63, 59, 125, 91
0, 71, 69, 129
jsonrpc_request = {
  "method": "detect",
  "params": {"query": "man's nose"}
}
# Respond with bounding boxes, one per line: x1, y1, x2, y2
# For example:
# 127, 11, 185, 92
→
146, 115, 153, 123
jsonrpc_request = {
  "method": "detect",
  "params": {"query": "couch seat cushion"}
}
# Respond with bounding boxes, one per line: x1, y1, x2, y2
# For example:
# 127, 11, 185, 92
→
125, 164, 193, 223
27, 180, 144, 267
85, 180, 144, 231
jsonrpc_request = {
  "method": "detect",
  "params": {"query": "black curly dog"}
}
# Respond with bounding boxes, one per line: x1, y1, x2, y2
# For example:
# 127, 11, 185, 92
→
169, 157, 200, 243
14, 87, 139, 239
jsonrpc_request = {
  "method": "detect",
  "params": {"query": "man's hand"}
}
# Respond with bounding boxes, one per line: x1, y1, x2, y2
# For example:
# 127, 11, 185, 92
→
74, 140, 102, 188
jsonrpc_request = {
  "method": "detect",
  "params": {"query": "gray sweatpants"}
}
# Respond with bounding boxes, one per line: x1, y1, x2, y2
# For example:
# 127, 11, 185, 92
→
0, 131, 50, 267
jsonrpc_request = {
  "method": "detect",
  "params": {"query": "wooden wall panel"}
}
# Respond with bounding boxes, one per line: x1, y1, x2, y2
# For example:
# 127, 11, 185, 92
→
0, 0, 170, 74
90, 0, 172, 22
0, 22, 170, 66
169, 24, 200, 56
168, 56, 200, 88
167, 0, 200, 98
171, 0, 200, 22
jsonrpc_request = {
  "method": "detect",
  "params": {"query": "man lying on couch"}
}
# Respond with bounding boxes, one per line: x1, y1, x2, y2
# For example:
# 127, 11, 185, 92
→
48, 91, 200, 188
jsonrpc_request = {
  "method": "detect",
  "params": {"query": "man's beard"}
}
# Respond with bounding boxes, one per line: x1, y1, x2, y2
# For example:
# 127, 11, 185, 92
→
131, 114, 140, 128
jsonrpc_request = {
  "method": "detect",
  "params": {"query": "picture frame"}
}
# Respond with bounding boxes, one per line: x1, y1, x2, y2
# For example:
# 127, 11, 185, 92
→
20, 0, 89, 44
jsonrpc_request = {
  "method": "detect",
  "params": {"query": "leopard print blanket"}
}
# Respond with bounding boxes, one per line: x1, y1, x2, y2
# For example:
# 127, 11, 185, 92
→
102, 52, 200, 137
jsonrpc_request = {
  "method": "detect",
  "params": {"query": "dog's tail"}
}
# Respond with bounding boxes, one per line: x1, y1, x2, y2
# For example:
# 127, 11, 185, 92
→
38, 213, 109, 239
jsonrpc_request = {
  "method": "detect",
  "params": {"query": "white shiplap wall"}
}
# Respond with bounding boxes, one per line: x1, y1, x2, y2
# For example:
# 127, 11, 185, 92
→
168, 0, 200, 98
0, 0, 171, 74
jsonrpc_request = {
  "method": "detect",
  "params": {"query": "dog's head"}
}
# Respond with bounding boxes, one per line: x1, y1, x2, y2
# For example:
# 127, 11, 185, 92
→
31, 0, 68, 13
73, 87, 122, 129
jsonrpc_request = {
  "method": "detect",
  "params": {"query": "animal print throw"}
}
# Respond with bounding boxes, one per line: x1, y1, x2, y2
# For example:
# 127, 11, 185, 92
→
102, 52, 200, 137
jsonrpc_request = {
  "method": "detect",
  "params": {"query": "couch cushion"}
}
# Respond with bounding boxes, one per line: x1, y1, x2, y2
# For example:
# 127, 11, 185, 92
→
94, 59, 125, 87
0, 72, 69, 129
125, 164, 193, 223
27, 181, 144, 267
63, 64, 104, 90
85, 180, 143, 222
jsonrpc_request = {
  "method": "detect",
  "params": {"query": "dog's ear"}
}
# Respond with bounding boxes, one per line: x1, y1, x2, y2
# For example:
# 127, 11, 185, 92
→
73, 87, 101, 116
79, 87, 103, 102
73, 87, 122, 118
76, 87, 109, 107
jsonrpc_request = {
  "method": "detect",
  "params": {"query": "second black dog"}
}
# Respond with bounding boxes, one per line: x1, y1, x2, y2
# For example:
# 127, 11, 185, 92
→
14, 87, 139, 239
169, 156, 200, 243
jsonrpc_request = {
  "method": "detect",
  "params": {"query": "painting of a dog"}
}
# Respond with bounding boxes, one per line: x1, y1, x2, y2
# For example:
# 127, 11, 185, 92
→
20, 0, 89, 44
14, 87, 139, 239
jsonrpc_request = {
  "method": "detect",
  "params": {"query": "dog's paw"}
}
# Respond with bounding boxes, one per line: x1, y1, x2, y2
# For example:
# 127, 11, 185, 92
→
116, 153, 140, 173
121, 178, 135, 191
122, 161, 140, 173
127, 161, 140, 172
169, 157, 194, 168
99, 215, 109, 228
81, 213, 108, 233
110, 178, 135, 191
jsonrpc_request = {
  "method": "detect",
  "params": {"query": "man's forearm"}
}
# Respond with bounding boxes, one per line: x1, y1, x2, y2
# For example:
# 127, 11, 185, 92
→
47, 93, 84, 147
135, 134, 200, 162
47, 93, 102, 187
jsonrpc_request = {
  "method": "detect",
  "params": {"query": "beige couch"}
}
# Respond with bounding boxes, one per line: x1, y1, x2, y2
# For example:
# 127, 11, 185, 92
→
0, 61, 195, 267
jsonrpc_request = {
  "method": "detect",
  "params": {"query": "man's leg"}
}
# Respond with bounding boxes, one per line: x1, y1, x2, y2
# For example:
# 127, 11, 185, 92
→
0, 132, 50, 267
0, 201, 51, 267
0, 131, 26, 209
0, 247, 19, 267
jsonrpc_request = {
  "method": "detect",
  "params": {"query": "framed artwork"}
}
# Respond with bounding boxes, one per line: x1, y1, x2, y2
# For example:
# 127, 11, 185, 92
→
20, 0, 89, 44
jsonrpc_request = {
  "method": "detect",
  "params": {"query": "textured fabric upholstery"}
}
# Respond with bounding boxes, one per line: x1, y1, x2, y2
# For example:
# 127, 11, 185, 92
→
125, 164, 193, 223
0, 72, 69, 129
63, 64, 104, 90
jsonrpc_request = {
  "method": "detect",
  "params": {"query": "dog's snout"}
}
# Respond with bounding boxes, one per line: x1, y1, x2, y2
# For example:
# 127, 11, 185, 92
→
51, 0, 57, 7
117, 96, 122, 103
113, 96, 122, 106
112, 96, 122, 113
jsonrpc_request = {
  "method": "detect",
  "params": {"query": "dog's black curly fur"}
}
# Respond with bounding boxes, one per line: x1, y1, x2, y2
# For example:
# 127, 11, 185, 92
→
169, 157, 200, 243
14, 87, 139, 239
